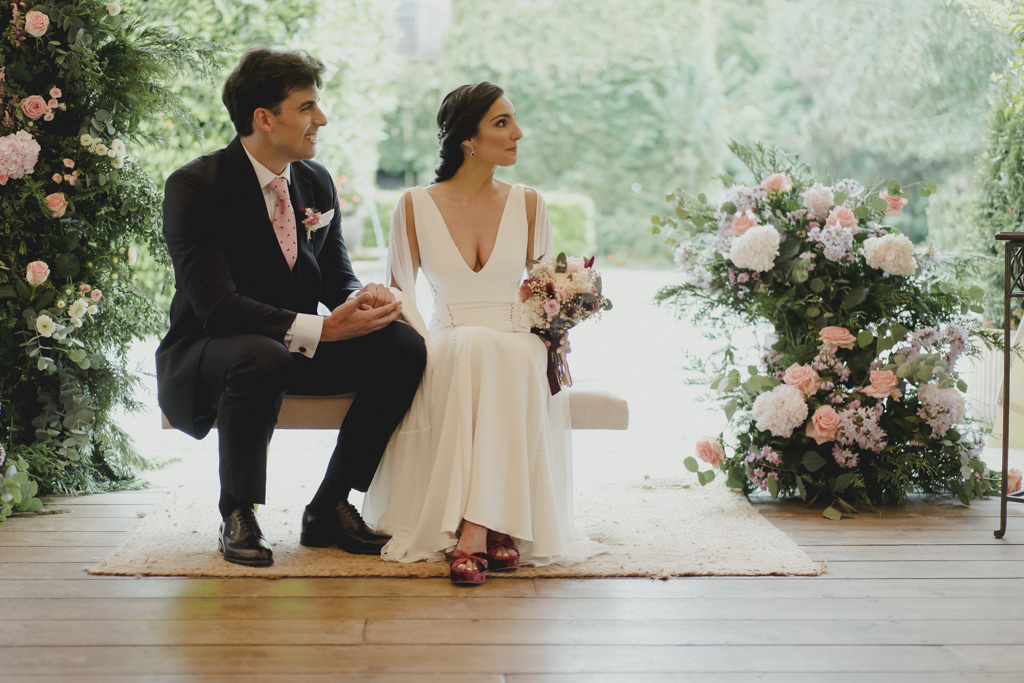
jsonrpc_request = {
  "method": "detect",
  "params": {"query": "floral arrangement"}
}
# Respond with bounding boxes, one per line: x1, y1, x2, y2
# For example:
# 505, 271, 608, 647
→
519, 252, 612, 394
0, 0, 212, 520
652, 141, 998, 517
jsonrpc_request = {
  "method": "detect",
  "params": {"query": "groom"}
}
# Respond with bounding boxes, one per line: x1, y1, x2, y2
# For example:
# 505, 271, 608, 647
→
156, 49, 426, 567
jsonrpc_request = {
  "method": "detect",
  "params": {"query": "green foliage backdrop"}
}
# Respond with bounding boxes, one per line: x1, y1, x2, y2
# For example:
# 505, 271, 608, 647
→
0, 0, 213, 518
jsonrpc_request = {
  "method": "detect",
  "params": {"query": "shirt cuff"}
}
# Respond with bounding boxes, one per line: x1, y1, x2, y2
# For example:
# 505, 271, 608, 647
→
284, 313, 323, 358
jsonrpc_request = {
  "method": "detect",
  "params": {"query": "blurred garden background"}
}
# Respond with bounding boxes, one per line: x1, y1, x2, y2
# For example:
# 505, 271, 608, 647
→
132, 0, 1024, 328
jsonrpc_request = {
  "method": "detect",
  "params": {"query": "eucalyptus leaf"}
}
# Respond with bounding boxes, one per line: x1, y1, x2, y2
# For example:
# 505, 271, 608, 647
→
802, 451, 826, 473
767, 475, 779, 499
683, 456, 699, 473
822, 506, 842, 521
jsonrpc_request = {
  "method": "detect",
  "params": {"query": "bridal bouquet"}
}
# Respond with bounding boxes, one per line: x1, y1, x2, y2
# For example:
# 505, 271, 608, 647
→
519, 252, 612, 394
653, 141, 998, 516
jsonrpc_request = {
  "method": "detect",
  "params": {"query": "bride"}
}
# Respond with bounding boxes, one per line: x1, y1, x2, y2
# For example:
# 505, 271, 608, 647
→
362, 82, 606, 584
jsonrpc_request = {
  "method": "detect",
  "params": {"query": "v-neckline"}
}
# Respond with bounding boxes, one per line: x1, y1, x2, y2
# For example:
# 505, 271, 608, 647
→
421, 185, 516, 274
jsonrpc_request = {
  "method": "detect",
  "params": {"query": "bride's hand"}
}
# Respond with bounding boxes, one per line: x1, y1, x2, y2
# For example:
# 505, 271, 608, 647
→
349, 283, 395, 310
544, 333, 571, 354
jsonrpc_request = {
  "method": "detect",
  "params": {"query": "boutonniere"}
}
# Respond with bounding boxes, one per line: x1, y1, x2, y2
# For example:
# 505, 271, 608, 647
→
298, 207, 334, 242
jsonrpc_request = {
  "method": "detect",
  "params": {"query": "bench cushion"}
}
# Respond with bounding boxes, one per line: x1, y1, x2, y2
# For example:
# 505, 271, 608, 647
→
161, 388, 628, 430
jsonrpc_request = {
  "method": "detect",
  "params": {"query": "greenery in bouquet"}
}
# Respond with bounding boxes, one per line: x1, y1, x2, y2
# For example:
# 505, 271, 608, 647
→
652, 141, 999, 517
0, 0, 213, 519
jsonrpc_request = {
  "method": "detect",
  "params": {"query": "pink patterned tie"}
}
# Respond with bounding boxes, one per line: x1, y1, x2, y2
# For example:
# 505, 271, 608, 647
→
268, 177, 297, 270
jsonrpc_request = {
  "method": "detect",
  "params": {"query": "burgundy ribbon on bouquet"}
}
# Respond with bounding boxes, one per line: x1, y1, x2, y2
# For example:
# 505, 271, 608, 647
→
532, 328, 569, 395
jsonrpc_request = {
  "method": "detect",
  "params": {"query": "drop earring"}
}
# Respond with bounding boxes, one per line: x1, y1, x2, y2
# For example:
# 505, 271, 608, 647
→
470, 145, 475, 158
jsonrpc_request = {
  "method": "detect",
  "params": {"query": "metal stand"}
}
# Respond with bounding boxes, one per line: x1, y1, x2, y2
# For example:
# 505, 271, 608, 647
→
994, 232, 1024, 538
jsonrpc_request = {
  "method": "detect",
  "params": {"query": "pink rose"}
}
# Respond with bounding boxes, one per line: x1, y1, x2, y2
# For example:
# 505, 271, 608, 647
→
25, 260, 50, 286
50, 87, 62, 99
762, 173, 793, 193
91, 288, 103, 302
51, 173, 62, 183
695, 438, 725, 467
879, 191, 909, 217
1009, 469, 1023, 494
519, 282, 532, 303
24, 11, 50, 38
860, 370, 902, 401
784, 363, 821, 395
63, 158, 75, 168
78, 284, 92, 295
45, 192, 68, 218
43, 112, 54, 122
728, 213, 758, 236
826, 205, 858, 230
819, 326, 857, 351
47, 99, 58, 108
20, 95, 49, 121
806, 405, 841, 445
0, 174, 8, 185
543, 299, 560, 317
66, 174, 77, 186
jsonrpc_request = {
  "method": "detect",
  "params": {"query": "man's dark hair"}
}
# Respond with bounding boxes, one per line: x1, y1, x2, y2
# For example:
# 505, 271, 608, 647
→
222, 49, 326, 136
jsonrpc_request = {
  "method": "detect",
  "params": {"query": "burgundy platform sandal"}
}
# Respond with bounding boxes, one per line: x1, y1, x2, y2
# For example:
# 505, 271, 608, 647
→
450, 549, 488, 586
486, 534, 520, 571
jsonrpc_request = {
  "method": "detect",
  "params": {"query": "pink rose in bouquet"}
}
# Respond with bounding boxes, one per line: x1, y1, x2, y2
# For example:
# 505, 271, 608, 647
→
806, 405, 841, 445
784, 363, 821, 395
24, 11, 50, 37
761, 172, 793, 193
25, 261, 50, 286
819, 326, 857, 351
1008, 469, 1022, 494
695, 438, 725, 467
825, 205, 858, 230
90, 288, 103, 302
45, 192, 68, 218
879, 191, 909, 217
20, 95, 49, 121
860, 370, 902, 401
728, 213, 758, 236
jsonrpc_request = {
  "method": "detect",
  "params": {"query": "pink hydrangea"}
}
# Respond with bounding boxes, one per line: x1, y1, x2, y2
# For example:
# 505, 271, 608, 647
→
0, 130, 42, 180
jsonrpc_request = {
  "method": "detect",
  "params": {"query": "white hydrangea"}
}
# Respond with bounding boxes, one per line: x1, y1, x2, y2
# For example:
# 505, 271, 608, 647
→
728, 224, 780, 272
801, 182, 834, 218
752, 384, 809, 438
863, 233, 916, 276
918, 384, 966, 424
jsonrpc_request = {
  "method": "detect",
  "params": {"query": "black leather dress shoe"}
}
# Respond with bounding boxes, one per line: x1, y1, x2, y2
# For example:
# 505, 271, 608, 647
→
299, 499, 390, 555
218, 507, 274, 567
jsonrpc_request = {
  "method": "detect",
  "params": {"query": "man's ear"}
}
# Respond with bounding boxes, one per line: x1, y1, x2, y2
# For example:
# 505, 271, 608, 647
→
252, 108, 274, 134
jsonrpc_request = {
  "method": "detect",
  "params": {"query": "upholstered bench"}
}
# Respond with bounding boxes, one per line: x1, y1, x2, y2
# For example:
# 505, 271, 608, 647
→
161, 388, 629, 430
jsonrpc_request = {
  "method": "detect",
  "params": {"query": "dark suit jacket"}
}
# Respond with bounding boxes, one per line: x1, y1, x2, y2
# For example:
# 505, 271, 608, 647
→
156, 137, 361, 438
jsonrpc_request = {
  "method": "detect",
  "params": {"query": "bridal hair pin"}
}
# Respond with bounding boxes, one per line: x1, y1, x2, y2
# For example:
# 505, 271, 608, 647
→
438, 124, 447, 140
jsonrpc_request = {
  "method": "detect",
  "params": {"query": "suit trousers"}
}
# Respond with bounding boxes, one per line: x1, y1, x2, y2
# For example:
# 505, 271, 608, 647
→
194, 320, 427, 505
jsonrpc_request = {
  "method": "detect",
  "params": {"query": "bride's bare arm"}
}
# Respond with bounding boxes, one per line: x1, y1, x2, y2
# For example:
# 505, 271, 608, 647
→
391, 190, 420, 289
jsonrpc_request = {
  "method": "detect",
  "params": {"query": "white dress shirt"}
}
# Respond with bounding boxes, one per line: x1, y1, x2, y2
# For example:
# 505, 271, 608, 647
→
241, 142, 323, 358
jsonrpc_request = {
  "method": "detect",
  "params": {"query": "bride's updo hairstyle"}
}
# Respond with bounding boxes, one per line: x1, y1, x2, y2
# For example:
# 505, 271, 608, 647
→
434, 81, 504, 183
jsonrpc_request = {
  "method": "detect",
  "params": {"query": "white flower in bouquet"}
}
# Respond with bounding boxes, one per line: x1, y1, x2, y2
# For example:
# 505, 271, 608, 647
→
863, 233, 916, 276
68, 299, 89, 320
752, 384, 809, 438
35, 315, 56, 338
801, 183, 834, 218
729, 224, 780, 272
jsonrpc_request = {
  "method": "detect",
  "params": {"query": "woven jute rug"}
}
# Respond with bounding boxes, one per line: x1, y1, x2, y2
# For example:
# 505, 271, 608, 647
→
87, 476, 821, 578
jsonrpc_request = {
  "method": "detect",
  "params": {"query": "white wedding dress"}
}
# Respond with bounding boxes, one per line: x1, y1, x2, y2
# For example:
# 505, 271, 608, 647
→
362, 184, 606, 566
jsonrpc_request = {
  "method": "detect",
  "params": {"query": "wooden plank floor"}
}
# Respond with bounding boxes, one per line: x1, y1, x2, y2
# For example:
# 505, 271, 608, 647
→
2, 488, 1024, 681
